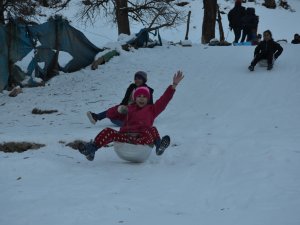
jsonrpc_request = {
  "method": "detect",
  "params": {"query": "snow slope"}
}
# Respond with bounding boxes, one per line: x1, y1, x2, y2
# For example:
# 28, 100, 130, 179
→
1, 1, 300, 225
63, 0, 300, 46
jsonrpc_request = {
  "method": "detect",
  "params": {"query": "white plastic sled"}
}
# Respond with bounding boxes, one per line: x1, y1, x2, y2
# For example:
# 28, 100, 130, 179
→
259, 58, 275, 67
258, 59, 268, 67
114, 142, 153, 163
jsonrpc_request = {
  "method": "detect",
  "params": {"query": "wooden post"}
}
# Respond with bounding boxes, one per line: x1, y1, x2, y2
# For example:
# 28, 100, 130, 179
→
185, 11, 191, 40
217, 4, 225, 42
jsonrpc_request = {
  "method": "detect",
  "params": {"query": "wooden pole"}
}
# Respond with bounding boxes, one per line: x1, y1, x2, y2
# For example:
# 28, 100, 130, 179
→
185, 11, 191, 40
217, 4, 225, 42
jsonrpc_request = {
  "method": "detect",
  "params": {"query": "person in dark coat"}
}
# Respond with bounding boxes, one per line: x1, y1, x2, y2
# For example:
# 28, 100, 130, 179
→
87, 71, 154, 126
228, 0, 246, 43
241, 7, 259, 43
248, 30, 283, 71
291, 33, 300, 44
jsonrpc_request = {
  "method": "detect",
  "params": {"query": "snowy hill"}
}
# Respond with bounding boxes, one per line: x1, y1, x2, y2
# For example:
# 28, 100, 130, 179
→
63, 0, 300, 46
1, 1, 300, 225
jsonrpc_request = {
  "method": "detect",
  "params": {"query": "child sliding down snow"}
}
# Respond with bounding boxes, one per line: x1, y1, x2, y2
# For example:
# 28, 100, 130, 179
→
86, 71, 154, 126
78, 70, 184, 161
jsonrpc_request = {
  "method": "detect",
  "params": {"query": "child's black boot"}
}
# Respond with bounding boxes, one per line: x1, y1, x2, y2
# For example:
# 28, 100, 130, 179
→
155, 135, 171, 156
267, 64, 273, 70
248, 65, 254, 71
78, 141, 98, 161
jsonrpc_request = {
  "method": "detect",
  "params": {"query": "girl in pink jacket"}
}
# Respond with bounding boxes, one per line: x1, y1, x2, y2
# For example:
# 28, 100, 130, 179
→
79, 71, 184, 161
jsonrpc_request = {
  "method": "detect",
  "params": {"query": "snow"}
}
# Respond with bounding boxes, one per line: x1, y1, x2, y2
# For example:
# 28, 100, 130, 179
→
1, 1, 300, 225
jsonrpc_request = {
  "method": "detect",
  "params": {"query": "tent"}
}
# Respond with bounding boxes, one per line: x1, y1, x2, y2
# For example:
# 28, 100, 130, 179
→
0, 16, 102, 91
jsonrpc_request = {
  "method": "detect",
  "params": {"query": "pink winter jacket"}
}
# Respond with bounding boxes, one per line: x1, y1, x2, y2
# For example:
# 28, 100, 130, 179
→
107, 85, 175, 133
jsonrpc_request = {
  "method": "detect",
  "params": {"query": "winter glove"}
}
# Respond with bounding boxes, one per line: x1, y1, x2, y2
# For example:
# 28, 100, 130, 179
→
117, 105, 128, 114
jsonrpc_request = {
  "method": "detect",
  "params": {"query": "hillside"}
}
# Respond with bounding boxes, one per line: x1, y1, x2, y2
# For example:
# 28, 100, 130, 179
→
1, 1, 300, 225
1, 43, 300, 225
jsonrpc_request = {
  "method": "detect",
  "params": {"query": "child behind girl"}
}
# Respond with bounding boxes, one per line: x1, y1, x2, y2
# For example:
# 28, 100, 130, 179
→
87, 71, 154, 126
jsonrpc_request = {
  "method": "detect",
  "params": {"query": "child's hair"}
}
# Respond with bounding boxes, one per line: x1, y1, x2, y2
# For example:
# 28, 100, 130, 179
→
263, 30, 272, 38
134, 71, 147, 83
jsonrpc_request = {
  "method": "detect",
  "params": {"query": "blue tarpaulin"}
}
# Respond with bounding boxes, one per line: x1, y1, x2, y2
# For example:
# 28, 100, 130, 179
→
0, 17, 102, 91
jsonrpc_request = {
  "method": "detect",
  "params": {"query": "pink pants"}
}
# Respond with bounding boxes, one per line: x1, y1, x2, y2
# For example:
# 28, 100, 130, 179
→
94, 127, 160, 148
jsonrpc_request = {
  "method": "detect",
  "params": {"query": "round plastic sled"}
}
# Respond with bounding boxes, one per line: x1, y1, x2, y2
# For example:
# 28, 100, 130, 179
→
114, 142, 153, 163
259, 59, 268, 67
259, 59, 275, 67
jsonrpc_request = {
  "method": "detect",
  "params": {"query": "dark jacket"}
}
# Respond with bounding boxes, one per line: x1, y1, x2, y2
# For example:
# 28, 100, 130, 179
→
254, 39, 283, 59
241, 7, 259, 30
291, 39, 300, 44
228, 5, 246, 28
120, 83, 154, 105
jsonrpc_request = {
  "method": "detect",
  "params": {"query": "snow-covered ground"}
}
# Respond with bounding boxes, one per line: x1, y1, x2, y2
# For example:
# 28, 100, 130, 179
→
61, 0, 300, 46
1, 1, 300, 225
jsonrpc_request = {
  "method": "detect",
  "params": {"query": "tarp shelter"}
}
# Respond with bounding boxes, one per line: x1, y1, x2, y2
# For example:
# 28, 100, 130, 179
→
126, 28, 162, 48
0, 16, 102, 92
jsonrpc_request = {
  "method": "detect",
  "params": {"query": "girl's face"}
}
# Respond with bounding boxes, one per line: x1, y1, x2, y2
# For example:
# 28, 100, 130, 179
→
263, 32, 271, 41
135, 95, 148, 107
134, 76, 144, 86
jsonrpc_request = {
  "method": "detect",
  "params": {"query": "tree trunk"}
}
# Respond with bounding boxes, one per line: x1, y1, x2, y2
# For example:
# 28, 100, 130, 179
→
115, 0, 130, 35
0, 0, 5, 24
201, 0, 217, 44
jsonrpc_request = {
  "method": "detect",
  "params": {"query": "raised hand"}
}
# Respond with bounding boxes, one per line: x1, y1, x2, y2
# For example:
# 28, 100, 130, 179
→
172, 70, 184, 88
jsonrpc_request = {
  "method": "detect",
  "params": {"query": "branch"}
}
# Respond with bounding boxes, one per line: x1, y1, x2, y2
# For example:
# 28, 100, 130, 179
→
147, 13, 178, 31
148, 6, 166, 28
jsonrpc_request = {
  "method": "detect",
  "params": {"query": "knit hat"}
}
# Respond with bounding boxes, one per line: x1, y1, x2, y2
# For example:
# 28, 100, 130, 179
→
133, 86, 150, 100
134, 71, 147, 83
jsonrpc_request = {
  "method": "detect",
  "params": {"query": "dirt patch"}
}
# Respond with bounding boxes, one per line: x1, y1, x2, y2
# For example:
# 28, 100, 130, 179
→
0, 142, 45, 153
65, 140, 113, 150
32, 108, 58, 114
65, 140, 87, 150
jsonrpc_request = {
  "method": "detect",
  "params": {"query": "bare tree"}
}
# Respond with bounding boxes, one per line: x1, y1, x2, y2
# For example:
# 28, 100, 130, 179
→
201, 0, 217, 44
0, 0, 71, 24
115, 0, 130, 35
77, 0, 186, 35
